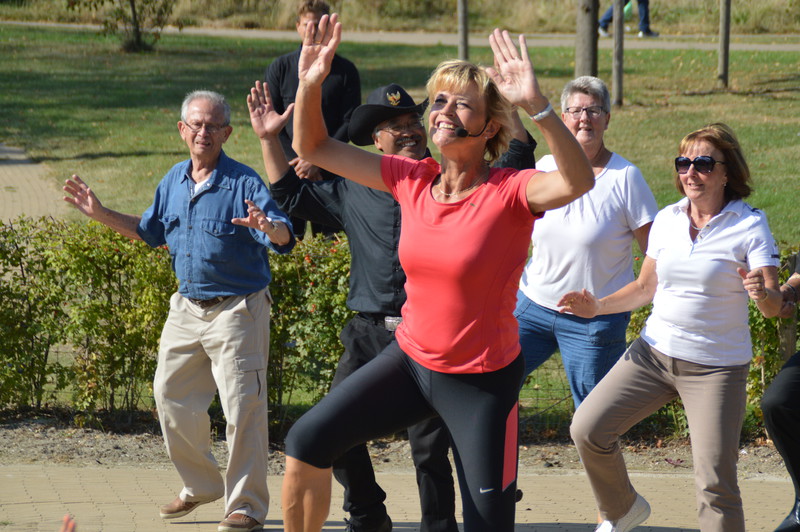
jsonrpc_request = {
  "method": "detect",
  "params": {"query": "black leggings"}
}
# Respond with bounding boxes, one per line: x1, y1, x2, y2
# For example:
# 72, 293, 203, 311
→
762, 350, 800, 499
285, 341, 524, 532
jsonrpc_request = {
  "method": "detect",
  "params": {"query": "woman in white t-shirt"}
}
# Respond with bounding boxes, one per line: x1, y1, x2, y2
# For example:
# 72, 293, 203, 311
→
515, 76, 658, 407
560, 123, 782, 532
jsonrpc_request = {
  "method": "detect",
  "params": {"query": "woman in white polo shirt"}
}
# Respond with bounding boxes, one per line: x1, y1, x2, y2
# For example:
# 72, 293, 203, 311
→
560, 123, 782, 532
515, 76, 658, 407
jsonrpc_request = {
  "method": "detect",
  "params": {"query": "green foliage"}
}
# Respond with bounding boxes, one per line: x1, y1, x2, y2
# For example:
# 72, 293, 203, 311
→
748, 245, 800, 412
0, 217, 354, 435
0, 217, 71, 409
54, 221, 174, 420
65, 0, 178, 51
268, 234, 353, 433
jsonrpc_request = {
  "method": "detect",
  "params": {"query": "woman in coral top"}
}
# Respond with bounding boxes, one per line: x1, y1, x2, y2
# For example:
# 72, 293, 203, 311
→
281, 14, 594, 532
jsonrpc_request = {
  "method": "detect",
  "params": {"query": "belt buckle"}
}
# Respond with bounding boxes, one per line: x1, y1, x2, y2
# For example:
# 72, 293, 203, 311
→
384, 316, 402, 331
190, 296, 226, 309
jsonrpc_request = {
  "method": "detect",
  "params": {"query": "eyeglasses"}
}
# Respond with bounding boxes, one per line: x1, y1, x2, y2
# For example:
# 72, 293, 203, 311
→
564, 106, 605, 119
674, 156, 725, 175
378, 119, 424, 135
183, 121, 228, 134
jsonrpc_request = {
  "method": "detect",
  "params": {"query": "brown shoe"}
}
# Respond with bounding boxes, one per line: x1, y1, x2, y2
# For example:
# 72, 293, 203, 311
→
159, 495, 218, 519
218, 513, 263, 531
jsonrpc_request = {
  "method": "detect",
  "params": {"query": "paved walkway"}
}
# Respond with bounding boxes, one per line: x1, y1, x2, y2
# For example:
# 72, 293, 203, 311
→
0, 464, 792, 531
0, 143, 67, 222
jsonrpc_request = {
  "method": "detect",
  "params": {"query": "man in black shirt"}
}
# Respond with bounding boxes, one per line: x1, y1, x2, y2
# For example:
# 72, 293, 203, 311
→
248, 80, 535, 532
265, 0, 360, 239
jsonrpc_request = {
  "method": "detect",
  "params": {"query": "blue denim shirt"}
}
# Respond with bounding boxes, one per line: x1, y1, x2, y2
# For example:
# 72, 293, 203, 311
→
137, 151, 295, 299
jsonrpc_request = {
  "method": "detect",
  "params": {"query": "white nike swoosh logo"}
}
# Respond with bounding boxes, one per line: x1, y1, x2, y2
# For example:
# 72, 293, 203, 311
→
479, 487, 494, 494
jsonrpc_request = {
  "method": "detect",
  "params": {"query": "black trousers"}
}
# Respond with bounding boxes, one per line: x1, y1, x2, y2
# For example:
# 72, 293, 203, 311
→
331, 314, 458, 532
286, 342, 523, 532
762, 350, 800, 500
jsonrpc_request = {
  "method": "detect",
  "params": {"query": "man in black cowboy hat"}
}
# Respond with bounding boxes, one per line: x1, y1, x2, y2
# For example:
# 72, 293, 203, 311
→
247, 80, 535, 532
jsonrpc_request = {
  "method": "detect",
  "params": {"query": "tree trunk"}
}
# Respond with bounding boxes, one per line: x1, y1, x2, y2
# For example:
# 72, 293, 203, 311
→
611, 0, 624, 106
717, 0, 731, 88
457, 0, 469, 60
128, 0, 143, 51
575, 0, 599, 77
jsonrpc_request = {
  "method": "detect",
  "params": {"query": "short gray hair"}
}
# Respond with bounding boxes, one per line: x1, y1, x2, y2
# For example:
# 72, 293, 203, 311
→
560, 76, 611, 113
180, 90, 231, 125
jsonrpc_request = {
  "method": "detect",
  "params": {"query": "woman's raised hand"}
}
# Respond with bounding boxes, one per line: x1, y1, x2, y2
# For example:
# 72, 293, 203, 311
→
297, 13, 342, 87
486, 29, 543, 114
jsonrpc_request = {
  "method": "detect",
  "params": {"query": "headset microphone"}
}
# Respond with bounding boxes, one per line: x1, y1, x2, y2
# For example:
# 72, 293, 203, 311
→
453, 121, 488, 138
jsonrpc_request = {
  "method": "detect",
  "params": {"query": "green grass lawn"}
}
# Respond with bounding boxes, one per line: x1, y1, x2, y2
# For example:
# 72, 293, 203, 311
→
2, 24, 797, 243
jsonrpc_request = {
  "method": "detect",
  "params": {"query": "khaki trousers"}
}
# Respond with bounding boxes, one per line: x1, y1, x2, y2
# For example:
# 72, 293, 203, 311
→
570, 336, 748, 532
153, 288, 271, 522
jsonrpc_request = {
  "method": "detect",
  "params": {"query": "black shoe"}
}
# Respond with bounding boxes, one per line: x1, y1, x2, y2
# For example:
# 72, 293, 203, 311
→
344, 515, 392, 532
776, 499, 800, 532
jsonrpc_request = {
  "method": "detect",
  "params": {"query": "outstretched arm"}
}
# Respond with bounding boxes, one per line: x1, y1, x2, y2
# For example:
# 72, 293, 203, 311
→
62, 175, 142, 240
248, 80, 294, 185
558, 256, 658, 317
292, 13, 386, 192
486, 29, 593, 214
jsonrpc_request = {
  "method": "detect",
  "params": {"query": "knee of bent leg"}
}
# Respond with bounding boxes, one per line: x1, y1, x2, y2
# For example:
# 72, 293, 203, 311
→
761, 383, 791, 421
284, 414, 338, 469
570, 402, 608, 451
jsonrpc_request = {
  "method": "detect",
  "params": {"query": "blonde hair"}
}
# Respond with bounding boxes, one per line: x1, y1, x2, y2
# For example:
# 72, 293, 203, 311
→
425, 59, 514, 164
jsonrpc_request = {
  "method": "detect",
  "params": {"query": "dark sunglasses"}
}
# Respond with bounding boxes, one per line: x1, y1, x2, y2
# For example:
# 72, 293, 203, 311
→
675, 156, 725, 175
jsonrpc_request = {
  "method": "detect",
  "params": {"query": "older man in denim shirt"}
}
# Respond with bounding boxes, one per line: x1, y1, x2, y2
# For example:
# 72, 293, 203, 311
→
63, 90, 294, 532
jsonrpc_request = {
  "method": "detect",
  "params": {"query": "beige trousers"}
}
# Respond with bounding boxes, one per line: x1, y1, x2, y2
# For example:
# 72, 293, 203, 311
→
153, 288, 271, 522
570, 336, 748, 532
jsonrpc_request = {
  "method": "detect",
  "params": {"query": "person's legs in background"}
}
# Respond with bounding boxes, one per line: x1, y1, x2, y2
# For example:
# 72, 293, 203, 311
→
515, 291, 559, 381
555, 311, 630, 408
331, 315, 395, 532
762, 351, 800, 531
407, 418, 458, 532
636, 0, 659, 37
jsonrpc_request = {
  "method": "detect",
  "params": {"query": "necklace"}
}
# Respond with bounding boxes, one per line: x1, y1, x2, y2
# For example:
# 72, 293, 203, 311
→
690, 222, 704, 231
434, 172, 486, 198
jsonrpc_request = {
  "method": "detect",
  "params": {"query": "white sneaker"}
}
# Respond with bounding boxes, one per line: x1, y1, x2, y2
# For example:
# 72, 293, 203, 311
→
637, 29, 659, 38
598, 26, 611, 37
594, 493, 651, 532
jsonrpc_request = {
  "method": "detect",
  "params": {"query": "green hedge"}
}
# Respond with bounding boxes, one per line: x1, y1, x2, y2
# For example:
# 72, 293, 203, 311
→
0, 216, 796, 440
0, 216, 352, 434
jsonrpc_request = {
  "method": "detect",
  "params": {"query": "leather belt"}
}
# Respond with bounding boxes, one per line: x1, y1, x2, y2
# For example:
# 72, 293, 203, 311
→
359, 312, 402, 331
187, 295, 231, 309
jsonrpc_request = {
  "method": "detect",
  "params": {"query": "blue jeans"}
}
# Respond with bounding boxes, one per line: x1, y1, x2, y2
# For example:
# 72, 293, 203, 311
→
514, 291, 629, 408
599, 0, 651, 33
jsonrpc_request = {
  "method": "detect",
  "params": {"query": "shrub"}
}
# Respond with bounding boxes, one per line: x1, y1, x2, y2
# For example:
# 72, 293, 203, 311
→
0, 217, 71, 409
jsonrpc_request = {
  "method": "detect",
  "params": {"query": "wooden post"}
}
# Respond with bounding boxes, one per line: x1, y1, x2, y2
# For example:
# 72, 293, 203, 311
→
457, 0, 469, 61
717, 0, 731, 88
575, 0, 599, 77
611, 0, 624, 106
